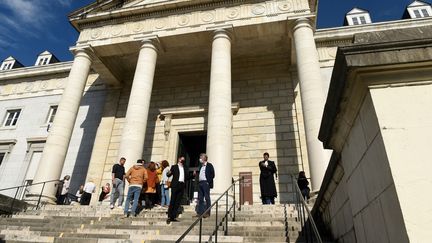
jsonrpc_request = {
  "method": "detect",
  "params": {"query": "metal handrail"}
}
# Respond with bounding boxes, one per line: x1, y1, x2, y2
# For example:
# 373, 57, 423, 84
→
0, 179, 61, 213
291, 175, 323, 243
176, 177, 244, 243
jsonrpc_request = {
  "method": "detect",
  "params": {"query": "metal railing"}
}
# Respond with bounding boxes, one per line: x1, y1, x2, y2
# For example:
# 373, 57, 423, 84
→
176, 177, 244, 243
291, 175, 323, 243
0, 179, 60, 214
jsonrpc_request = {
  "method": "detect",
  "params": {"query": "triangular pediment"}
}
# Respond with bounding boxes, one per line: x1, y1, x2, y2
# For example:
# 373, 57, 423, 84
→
69, 0, 217, 31
408, 0, 431, 7
346, 7, 369, 15
123, 0, 173, 8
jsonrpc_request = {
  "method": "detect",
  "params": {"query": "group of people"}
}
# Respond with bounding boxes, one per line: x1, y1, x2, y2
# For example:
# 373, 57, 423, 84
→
56, 151, 310, 221
109, 153, 215, 224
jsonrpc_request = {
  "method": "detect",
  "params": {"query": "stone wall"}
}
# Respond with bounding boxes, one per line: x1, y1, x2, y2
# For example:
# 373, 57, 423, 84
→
315, 94, 408, 243
94, 57, 309, 203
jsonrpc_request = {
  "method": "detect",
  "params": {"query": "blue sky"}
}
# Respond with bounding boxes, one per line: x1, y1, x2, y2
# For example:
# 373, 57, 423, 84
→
0, 0, 430, 66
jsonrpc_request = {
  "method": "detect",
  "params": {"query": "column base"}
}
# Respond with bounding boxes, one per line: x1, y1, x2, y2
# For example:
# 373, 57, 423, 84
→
24, 193, 57, 208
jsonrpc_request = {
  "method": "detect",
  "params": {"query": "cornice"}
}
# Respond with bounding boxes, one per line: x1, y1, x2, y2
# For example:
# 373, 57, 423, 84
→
0, 62, 73, 81
315, 17, 432, 46
71, 0, 255, 31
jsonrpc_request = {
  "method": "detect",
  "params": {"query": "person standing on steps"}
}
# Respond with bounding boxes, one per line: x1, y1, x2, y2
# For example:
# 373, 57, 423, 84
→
194, 153, 215, 218
160, 160, 171, 208
110, 157, 126, 209
80, 179, 96, 205
123, 159, 148, 217
57, 175, 71, 205
297, 171, 310, 202
166, 156, 187, 224
259, 152, 278, 204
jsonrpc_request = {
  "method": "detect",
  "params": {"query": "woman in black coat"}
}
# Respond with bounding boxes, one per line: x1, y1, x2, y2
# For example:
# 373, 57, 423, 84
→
259, 152, 278, 204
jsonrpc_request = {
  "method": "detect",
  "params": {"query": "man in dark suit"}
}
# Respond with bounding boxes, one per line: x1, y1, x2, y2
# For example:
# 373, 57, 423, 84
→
194, 153, 215, 217
166, 156, 186, 224
259, 152, 278, 204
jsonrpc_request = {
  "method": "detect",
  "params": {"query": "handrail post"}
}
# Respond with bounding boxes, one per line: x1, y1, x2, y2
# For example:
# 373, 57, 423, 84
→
215, 201, 218, 243
199, 218, 202, 243
37, 182, 47, 209
225, 190, 228, 236
233, 179, 236, 221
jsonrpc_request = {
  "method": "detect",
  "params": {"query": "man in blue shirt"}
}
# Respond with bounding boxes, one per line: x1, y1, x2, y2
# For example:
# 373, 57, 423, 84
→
194, 153, 215, 217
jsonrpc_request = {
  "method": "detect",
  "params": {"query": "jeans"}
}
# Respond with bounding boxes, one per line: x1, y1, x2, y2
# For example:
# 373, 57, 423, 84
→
301, 188, 310, 200
261, 196, 275, 205
110, 178, 124, 206
124, 186, 141, 216
161, 184, 170, 207
197, 181, 211, 215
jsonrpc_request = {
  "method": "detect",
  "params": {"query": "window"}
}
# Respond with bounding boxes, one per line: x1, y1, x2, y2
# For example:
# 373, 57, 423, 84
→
359, 16, 367, 24
3, 109, 21, 127
1, 62, 12, 70
37, 57, 50, 66
414, 9, 422, 18
46, 106, 58, 124
352, 17, 359, 25
421, 8, 430, 17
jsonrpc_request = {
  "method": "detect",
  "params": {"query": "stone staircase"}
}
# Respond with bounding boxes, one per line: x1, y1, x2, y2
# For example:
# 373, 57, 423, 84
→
0, 204, 308, 243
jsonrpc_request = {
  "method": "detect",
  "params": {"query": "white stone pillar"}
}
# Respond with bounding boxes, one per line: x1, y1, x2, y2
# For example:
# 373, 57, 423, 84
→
29, 48, 93, 202
206, 29, 232, 193
117, 39, 159, 170
293, 18, 330, 190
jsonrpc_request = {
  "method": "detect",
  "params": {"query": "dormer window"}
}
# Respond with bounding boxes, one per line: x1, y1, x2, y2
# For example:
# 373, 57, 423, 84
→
0, 56, 23, 71
34, 51, 59, 66
404, 0, 432, 19
344, 8, 372, 26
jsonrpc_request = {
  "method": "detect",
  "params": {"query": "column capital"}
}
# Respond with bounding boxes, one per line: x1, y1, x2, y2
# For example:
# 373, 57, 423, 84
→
207, 24, 234, 41
69, 45, 95, 61
292, 18, 314, 32
139, 36, 161, 52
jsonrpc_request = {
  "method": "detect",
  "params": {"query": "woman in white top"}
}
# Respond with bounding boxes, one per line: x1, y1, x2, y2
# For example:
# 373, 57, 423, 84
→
80, 180, 96, 205
160, 160, 172, 207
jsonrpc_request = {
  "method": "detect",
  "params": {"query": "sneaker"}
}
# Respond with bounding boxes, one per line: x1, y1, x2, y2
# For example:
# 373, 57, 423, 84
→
110, 204, 114, 209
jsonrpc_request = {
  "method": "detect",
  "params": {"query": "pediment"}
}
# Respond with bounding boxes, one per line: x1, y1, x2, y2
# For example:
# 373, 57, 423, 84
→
70, 0, 192, 20
408, 0, 430, 7
346, 7, 369, 15
123, 0, 174, 8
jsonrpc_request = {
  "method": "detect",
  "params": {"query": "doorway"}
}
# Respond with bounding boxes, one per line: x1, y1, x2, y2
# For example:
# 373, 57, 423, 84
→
177, 131, 206, 204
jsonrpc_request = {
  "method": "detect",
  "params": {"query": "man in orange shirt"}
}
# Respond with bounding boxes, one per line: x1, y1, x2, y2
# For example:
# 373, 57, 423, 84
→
123, 159, 148, 217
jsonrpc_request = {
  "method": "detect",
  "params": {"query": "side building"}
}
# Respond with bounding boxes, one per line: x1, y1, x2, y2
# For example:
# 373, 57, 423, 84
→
0, 53, 106, 197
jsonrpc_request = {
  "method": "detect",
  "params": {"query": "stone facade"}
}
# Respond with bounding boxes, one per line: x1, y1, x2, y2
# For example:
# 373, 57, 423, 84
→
315, 26, 432, 242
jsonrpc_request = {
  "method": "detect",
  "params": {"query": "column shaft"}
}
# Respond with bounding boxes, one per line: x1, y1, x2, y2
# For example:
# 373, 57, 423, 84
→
206, 29, 232, 193
30, 49, 92, 201
117, 40, 158, 169
293, 18, 330, 190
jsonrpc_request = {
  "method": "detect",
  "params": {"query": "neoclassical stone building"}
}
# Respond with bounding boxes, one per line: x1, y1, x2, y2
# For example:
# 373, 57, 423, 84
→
0, 0, 431, 205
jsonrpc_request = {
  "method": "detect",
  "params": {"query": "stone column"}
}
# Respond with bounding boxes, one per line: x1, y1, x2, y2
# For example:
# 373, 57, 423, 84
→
206, 29, 232, 193
117, 39, 159, 170
293, 18, 330, 190
29, 48, 93, 202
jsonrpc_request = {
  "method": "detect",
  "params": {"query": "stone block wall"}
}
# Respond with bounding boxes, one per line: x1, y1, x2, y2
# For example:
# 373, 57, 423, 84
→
95, 57, 309, 203
316, 94, 408, 243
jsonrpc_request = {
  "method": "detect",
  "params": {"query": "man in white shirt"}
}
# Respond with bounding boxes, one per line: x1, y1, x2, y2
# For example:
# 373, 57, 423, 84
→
80, 180, 96, 205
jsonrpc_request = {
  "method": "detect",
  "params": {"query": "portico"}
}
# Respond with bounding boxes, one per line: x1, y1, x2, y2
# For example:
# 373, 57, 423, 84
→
30, 0, 327, 203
